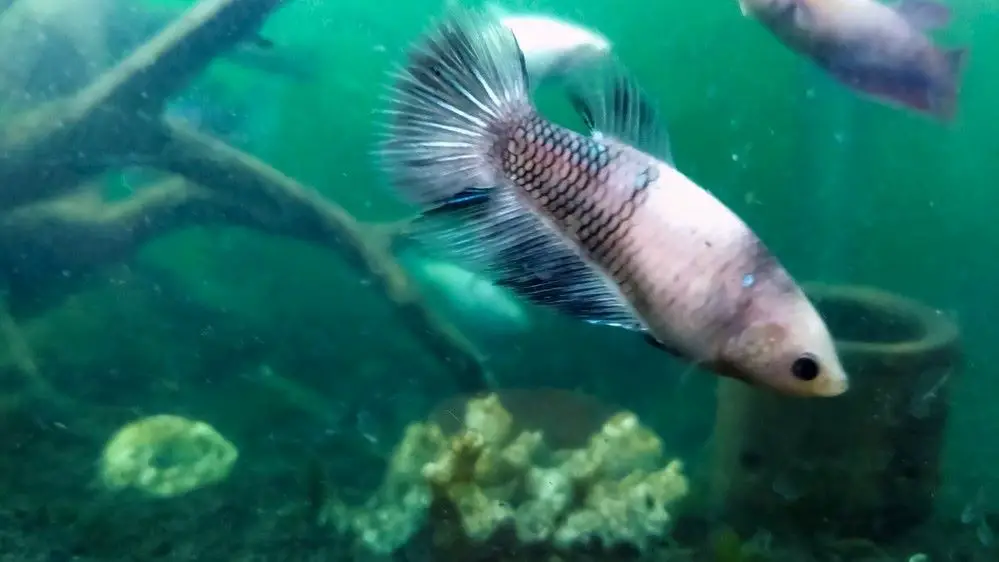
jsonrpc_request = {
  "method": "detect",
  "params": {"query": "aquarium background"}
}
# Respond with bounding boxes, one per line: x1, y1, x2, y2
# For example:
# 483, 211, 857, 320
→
1, 0, 998, 559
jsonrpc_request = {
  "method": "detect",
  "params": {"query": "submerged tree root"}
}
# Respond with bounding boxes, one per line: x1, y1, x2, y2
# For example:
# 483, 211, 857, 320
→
0, 0, 491, 418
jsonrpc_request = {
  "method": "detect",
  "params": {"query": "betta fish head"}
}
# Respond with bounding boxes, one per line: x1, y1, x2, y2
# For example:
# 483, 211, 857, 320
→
713, 269, 849, 398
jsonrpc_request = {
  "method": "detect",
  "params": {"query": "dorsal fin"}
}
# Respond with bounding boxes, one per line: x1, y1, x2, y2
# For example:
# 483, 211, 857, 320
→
890, 0, 951, 31
407, 187, 645, 331
559, 55, 673, 163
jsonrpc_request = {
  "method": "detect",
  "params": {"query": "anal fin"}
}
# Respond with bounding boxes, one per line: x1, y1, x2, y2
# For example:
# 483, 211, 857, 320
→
407, 186, 645, 331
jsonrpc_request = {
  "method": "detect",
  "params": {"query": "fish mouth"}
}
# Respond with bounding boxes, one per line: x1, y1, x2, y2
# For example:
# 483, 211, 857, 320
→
814, 373, 850, 397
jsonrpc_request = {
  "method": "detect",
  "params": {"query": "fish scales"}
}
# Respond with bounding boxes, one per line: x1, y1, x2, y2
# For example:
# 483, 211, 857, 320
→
497, 113, 761, 359
499, 116, 650, 291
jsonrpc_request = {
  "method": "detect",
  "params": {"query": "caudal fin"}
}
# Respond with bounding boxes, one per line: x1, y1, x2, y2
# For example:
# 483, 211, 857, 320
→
945, 47, 968, 86
934, 47, 968, 121
377, 8, 532, 208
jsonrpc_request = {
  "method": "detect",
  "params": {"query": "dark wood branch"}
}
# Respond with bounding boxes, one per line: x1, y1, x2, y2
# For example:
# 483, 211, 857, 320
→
0, 179, 214, 276
157, 121, 493, 394
0, 0, 492, 407
0, 162, 492, 394
96, 0, 287, 113
0, 0, 287, 211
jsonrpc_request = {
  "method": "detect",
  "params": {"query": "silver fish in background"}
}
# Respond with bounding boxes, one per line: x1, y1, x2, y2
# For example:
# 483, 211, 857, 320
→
492, 6, 663, 184
493, 5, 612, 85
377, 8, 848, 397
494, 5, 664, 135
738, 0, 968, 121
399, 251, 532, 336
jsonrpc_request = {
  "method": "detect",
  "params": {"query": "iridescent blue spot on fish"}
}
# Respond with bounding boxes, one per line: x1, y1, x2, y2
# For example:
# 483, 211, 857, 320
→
595, 144, 610, 166
633, 165, 659, 190
742, 273, 756, 288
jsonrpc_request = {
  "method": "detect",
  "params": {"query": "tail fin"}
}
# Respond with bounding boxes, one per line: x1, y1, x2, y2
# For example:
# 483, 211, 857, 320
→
945, 47, 968, 87
377, 8, 532, 208
935, 47, 967, 121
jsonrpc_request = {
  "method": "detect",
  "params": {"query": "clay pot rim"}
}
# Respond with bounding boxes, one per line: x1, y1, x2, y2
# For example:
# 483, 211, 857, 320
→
802, 283, 959, 359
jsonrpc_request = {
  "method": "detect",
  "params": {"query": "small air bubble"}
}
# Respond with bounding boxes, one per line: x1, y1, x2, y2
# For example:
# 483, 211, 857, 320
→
731, 153, 739, 162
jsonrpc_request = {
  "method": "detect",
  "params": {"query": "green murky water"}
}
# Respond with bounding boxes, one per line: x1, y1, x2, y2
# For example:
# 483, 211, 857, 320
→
0, 0, 995, 560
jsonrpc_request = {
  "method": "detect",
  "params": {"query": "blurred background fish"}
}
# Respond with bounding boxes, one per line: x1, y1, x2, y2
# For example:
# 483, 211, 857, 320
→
737, 0, 967, 121
492, 4, 612, 86
398, 249, 532, 340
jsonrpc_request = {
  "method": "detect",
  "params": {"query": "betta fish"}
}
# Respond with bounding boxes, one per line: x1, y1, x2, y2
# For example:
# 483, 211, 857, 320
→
376, 8, 849, 397
738, 0, 968, 121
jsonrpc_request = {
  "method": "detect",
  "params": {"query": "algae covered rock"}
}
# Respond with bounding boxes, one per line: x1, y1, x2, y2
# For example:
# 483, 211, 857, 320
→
554, 458, 688, 551
99, 414, 238, 498
328, 391, 689, 556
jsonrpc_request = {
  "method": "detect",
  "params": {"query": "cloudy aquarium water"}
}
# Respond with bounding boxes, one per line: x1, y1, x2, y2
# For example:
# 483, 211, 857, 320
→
0, 0, 995, 560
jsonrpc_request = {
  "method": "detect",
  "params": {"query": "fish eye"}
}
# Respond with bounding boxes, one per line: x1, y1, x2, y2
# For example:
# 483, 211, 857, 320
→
791, 353, 820, 381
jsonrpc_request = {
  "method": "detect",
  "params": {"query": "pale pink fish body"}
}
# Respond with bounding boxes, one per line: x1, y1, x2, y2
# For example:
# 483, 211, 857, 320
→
739, 0, 967, 120
379, 8, 850, 397
560, 139, 844, 396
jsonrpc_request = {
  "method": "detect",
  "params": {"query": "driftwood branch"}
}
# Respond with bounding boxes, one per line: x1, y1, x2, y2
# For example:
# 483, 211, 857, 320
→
0, 0, 285, 210
0, 0, 492, 414
158, 122, 492, 393
0, 295, 75, 414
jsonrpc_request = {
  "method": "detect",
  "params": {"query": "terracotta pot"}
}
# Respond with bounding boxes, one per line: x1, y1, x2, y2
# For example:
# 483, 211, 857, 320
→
710, 283, 960, 539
